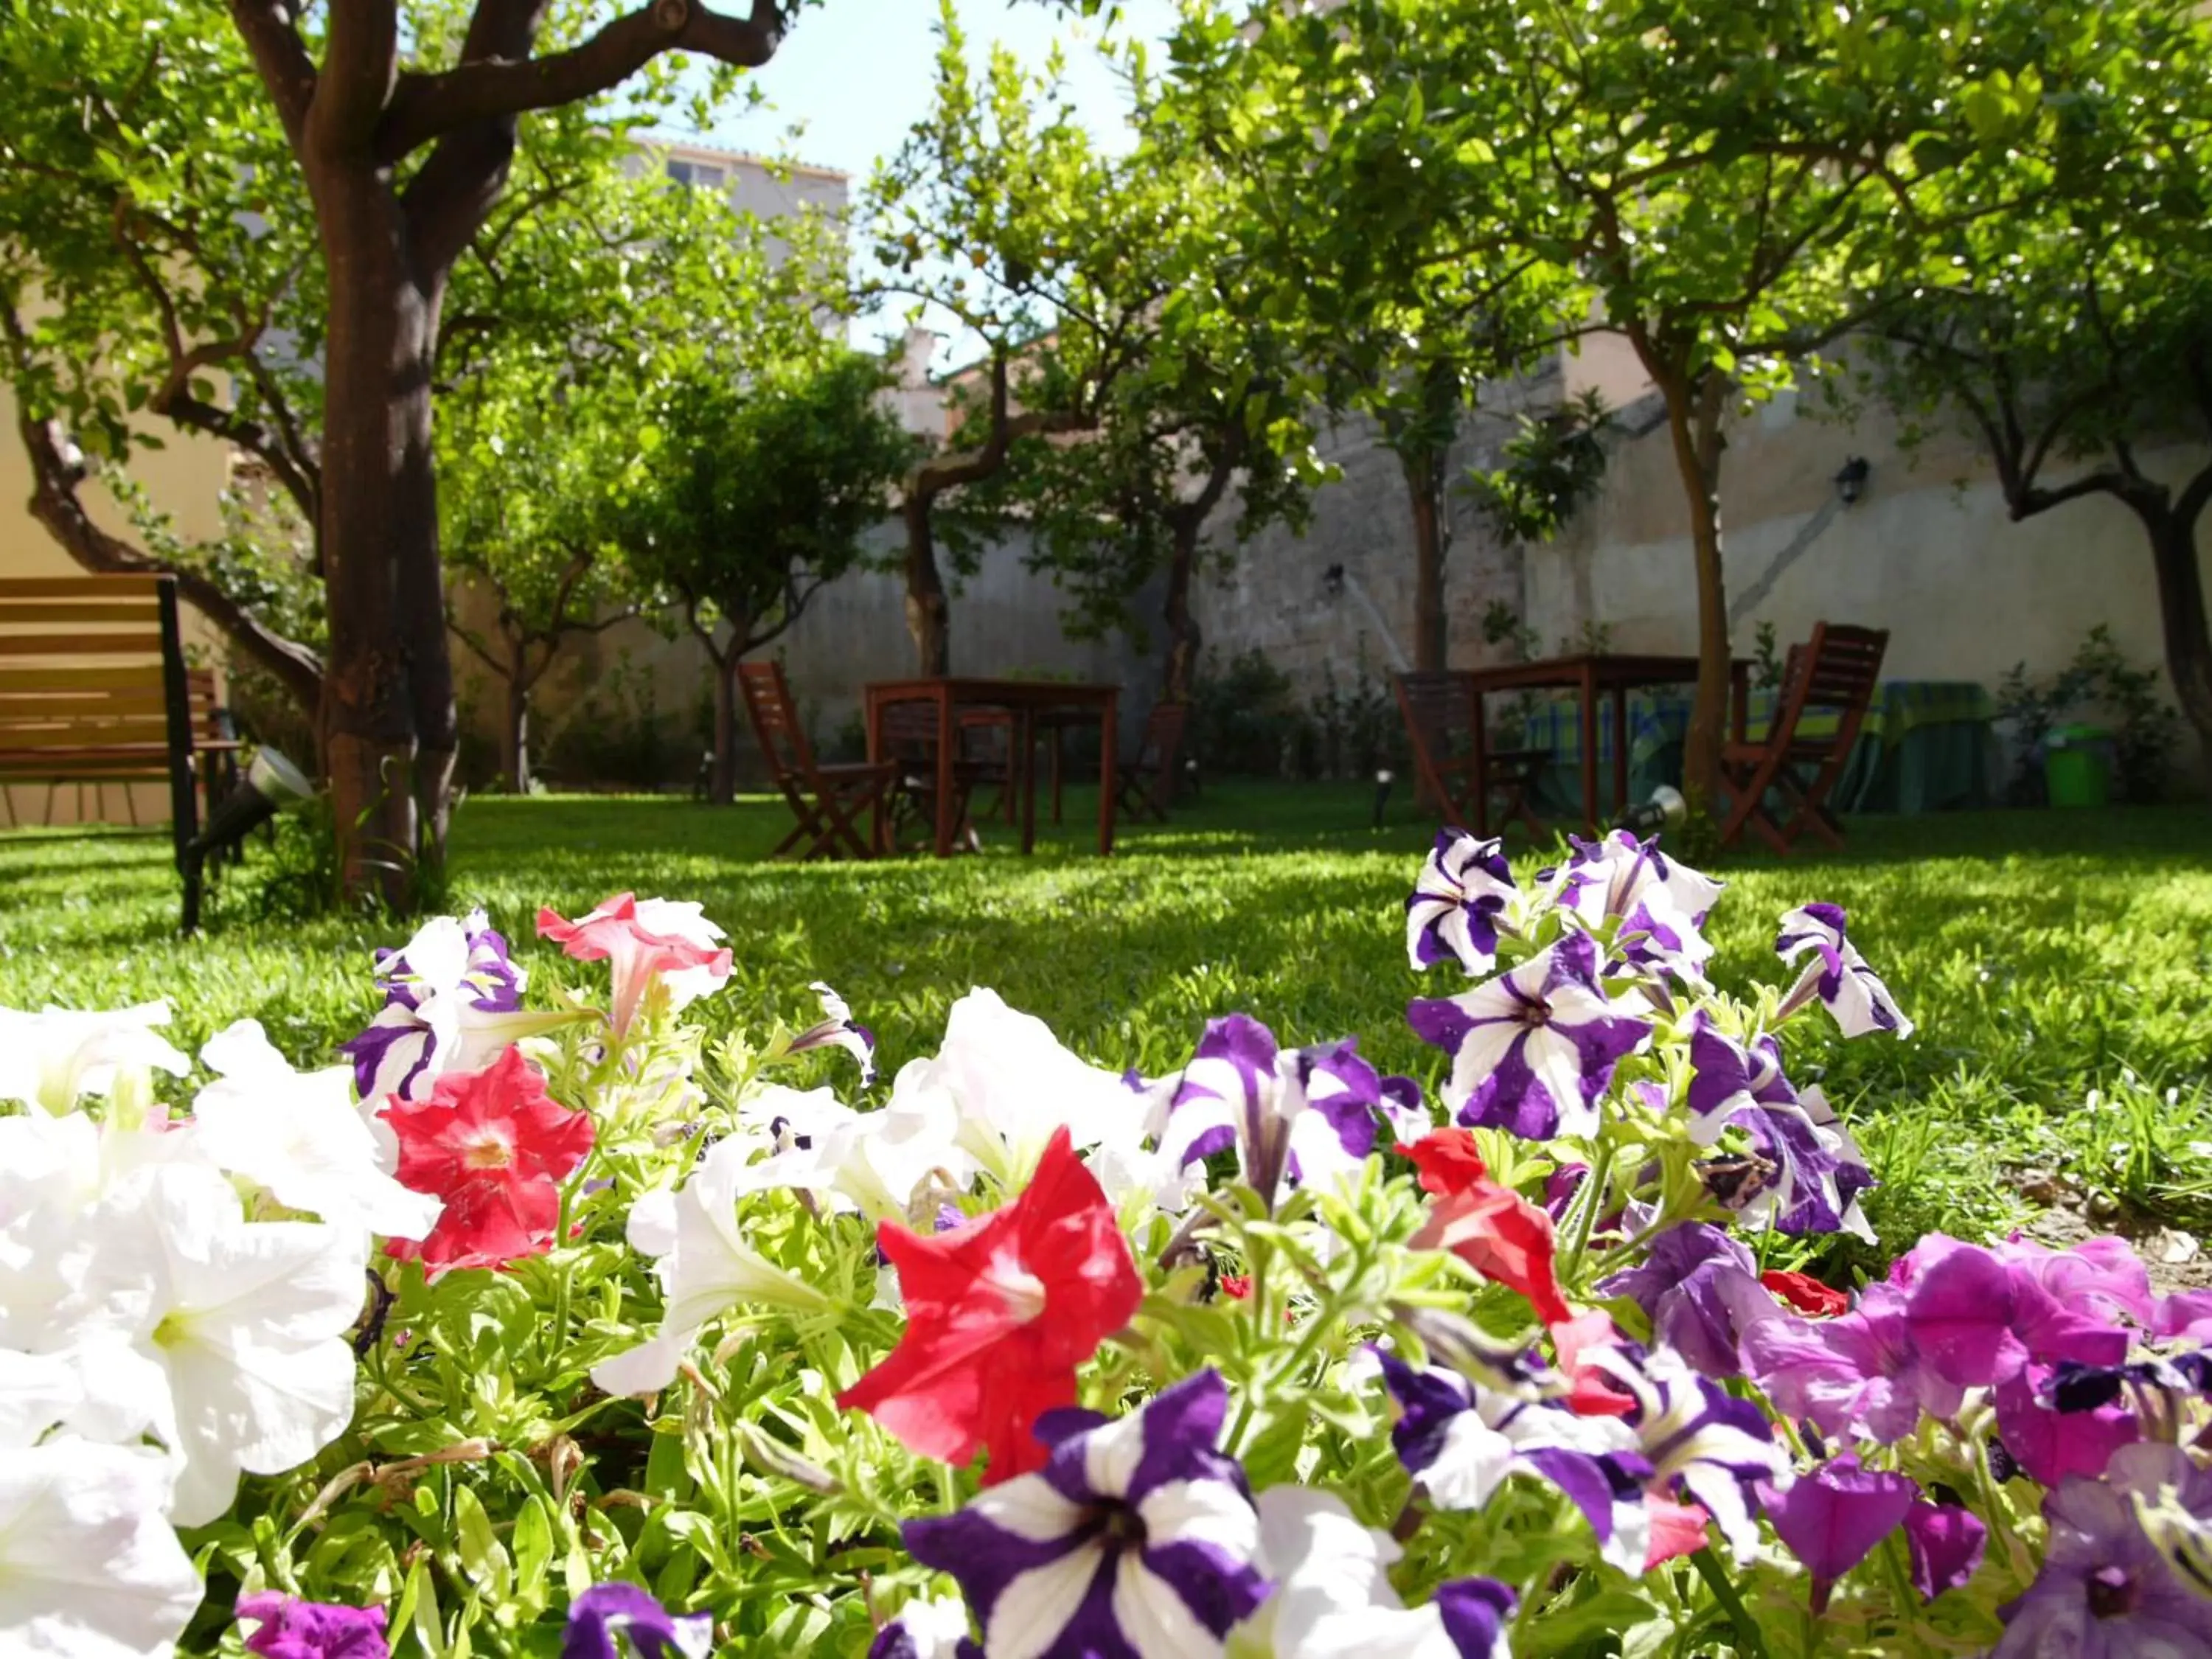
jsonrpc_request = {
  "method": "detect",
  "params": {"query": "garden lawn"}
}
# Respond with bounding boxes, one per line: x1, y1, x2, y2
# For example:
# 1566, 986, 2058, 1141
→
4, 783, 2211, 1267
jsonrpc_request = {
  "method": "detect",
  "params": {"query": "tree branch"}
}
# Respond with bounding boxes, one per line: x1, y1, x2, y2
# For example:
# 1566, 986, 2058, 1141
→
226, 1, 318, 155
310, 0, 400, 159
13, 398, 324, 714
378, 0, 789, 161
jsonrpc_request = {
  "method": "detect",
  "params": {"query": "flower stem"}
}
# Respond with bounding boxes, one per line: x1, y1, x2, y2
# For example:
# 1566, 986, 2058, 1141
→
1690, 1548, 1769, 1659
1559, 1138, 1616, 1283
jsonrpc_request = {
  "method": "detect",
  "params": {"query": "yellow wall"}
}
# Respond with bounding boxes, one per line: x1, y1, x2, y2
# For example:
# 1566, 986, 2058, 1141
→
0, 381, 237, 828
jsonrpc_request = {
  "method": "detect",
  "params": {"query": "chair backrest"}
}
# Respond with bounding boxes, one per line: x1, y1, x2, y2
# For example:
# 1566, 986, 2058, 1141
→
880, 701, 945, 765
1768, 623, 1889, 757
735, 661, 819, 787
1394, 672, 1475, 822
0, 574, 198, 845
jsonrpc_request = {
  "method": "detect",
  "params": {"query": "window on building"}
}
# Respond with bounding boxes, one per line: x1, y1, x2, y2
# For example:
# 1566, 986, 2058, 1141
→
665, 159, 726, 190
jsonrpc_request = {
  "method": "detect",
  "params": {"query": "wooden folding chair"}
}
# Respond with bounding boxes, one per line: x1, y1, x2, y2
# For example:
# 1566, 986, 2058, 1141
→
879, 701, 1004, 853
1392, 672, 1546, 838
737, 661, 894, 860
1116, 702, 1189, 824
1718, 623, 1888, 854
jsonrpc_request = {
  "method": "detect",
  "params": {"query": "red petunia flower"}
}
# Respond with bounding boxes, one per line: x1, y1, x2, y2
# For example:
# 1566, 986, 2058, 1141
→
1403, 1128, 1489, 1197
1218, 1273, 1252, 1301
1408, 1137, 1573, 1327
1761, 1268, 1851, 1318
536, 893, 734, 1036
837, 1126, 1142, 1485
380, 1045, 594, 1278
1548, 1310, 1638, 1418
1643, 1495, 1714, 1570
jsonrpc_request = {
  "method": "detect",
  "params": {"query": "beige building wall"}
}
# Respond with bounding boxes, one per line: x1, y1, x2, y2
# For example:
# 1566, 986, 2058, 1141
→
1528, 379, 2208, 752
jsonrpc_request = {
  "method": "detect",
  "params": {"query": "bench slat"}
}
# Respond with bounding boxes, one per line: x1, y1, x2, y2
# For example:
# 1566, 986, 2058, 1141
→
0, 601, 165, 625
0, 635, 165, 659
0, 575, 167, 599
0, 666, 167, 692
0, 721, 174, 748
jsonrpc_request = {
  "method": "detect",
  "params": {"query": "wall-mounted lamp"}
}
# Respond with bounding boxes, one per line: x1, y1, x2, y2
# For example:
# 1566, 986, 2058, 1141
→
1834, 456, 1870, 506
1321, 563, 1346, 599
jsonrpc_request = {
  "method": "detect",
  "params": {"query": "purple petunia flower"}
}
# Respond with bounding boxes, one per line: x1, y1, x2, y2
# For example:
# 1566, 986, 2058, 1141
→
1773, 904, 1913, 1040
235, 1594, 390, 1659
1684, 1018, 1874, 1238
1585, 1346, 1791, 1564
1374, 1349, 1653, 1572
902, 1371, 1271, 1659
790, 980, 877, 1085
866, 1596, 977, 1659
561, 1583, 712, 1659
1543, 830, 1725, 984
1406, 933, 1651, 1142
1406, 829, 1517, 976
1993, 1444, 2212, 1659
1758, 1455, 1919, 1613
1993, 1367, 2140, 1487
1904, 1498, 1988, 1603
1596, 1222, 1772, 1379
1153, 1015, 1388, 1208
339, 908, 563, 1103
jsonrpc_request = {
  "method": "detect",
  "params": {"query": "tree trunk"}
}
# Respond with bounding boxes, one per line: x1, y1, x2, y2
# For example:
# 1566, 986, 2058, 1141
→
2140, 504, 2212, 793
1163, 519, 1203, 703
902, 490, 950, 676
1659, 371, 1733, 810
1405, 451, 1448, 672
500, 636, 530, 793
710, 644, 740, 806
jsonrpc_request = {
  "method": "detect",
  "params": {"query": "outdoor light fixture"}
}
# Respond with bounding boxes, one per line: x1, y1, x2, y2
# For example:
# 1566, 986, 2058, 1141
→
181, 746, 317, 933
1834, 456, 1870, 506
1613, 782, 1688, 838
1322, 563, 1347, 599
1373, 767, 1395, 830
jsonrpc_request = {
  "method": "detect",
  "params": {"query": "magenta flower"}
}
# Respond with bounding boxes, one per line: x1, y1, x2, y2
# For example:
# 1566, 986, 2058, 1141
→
1596, 1222, 1770, 1379
1904, 1499, 1988, 1603
1759, 1455, 1919, 1613
1994, 1367, 2139, 1486
1738, 1280, 1966, 1444
562, 1583, 711, 1659
235, 1594, 391, 1659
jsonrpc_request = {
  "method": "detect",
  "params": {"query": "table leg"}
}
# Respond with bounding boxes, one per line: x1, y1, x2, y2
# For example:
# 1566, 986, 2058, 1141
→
1579, 664, 1599, 835
1610, 681, 1630, 819
1051, 726, 1064, 823
1096, 695, 1118, 856
1019, 706, 1039, 855
1470, 682, 1489, 836
934, 691, 955, 859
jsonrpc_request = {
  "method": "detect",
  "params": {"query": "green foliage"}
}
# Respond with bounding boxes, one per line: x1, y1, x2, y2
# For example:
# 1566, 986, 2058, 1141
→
1995, 625, 2180, 806
1467, 390, 1613, 548
1187, 650, 1308, 778
622, 349, 917, 658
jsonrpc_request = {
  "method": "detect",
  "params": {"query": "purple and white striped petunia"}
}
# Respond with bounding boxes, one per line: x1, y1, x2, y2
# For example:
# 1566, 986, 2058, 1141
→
1241, 1486, 1518, 1658
1407, 933, 1651, 1142
1587, 1345, 1790, 1564
560, 1582, 712, 1659
1153, 1016, 1390, 1206
901, 1370, 1271, 1659
340, 910, 568, 1103
790, 981, 878, 1085
867, 1596, 978, 1659
1543, 830, 1724, 984
1405, 830, 1517, 976
1374, 1349, 1654, 1573
1684, 1017, 1874, 1238
1774, 904, 1914, 1040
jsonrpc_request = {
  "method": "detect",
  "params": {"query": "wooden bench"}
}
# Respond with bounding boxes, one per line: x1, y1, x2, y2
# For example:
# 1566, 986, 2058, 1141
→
0, 574, 215, 917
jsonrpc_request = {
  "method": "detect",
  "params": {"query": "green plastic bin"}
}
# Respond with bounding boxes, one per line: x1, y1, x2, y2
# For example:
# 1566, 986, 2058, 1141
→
2045, 724, 2112, 808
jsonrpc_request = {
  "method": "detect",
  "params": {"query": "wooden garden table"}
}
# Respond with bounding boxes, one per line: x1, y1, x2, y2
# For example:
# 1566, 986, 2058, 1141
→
1464, 653, 1752, 835
864, 678, 1120, 858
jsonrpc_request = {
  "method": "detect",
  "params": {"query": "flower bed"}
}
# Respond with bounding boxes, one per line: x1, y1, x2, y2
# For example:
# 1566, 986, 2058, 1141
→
1, 835, 2205, 1658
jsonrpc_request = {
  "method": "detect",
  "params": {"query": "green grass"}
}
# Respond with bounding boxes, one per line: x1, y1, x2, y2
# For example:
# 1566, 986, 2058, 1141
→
6, 784, 2211, 1259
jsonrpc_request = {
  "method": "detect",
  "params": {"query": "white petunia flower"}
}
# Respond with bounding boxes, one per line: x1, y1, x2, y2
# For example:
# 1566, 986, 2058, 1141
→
192, 1020, 442, 1240
0, 1001, 188, 1116
0, 1438, 202, 1658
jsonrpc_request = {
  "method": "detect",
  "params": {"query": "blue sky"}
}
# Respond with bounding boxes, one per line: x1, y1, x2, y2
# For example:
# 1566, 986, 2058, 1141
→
706, 0, 1182, 179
